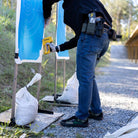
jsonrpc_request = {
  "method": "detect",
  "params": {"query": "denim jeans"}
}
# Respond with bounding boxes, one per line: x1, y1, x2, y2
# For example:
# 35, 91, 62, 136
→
75, 30, 109, 120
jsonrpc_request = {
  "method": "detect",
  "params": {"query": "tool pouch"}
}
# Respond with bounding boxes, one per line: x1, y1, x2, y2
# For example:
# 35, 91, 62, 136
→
81, 23, 87, 33
86, 22, 96, 35
81, 18, 104, 37
81, 22, 96, 35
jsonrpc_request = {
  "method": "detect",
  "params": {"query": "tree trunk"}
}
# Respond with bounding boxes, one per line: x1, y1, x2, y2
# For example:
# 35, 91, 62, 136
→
7, 0, 8, 6
11, 0, 13, 8
128, 3, 132, 38
116, 8, 121, 35
0, 0, 2, 7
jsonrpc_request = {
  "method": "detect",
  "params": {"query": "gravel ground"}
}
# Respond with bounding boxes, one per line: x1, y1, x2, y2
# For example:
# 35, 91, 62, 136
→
43, 45, 138, 138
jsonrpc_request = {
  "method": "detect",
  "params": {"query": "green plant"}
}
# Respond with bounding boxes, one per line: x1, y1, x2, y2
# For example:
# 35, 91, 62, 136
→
0, 124, 24, 137
0, 124, 44, 138
46, 132, 55, 137
50, 124, 56, 128
76, 133, 84, 138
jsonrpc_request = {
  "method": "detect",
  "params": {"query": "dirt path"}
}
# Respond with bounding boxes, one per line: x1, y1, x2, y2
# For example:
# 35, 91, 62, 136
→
44, 45, 138, 138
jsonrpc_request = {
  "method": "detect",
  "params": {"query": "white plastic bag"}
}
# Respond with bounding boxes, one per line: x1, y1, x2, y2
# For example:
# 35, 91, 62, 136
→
57, 72, 79, 104
104, 115, 138, 138
15, 73, 41, 126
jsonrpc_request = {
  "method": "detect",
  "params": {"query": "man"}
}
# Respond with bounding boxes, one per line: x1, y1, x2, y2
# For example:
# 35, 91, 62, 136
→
43, 0, 112, 127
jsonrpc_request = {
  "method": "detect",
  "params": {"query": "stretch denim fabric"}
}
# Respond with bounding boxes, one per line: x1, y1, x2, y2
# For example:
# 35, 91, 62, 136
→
76, 30, 109, 120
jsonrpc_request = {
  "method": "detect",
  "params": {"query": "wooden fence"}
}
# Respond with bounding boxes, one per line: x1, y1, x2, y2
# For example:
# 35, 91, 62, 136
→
125, 26, 138, 63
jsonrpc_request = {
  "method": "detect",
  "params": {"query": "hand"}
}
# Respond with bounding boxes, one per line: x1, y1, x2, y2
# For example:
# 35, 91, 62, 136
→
46, 43, 60, 52
47, 43, 56, 52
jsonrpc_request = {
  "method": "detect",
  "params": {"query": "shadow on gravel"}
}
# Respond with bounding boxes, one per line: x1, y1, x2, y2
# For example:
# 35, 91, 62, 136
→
88, 106, 137, 138
97, 46, 138, 99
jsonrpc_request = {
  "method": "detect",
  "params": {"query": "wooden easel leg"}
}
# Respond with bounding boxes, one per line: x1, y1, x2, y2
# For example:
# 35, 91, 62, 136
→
10, 63, 18, 126
54, 56, 57, 100
63, 59, 66, 90
37, 63, 42, 101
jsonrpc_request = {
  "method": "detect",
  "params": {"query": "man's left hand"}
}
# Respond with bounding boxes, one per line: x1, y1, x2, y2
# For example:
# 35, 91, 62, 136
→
46, 43, 60, 52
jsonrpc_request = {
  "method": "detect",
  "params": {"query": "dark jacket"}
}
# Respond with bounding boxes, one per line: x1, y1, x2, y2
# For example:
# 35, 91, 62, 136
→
80, 0, 112, 27
43, 0, 112, 51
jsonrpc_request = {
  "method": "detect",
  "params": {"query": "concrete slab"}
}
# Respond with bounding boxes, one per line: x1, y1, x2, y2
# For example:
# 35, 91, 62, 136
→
0, 109, 11, 123
0, 109, 63, 133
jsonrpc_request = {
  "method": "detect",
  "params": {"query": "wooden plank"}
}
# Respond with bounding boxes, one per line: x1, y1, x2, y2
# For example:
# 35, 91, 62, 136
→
135, 46, 138, 63
41, 95, 55, 102
29, 112, 63, 133
127, 46, 131, 59
41, 95, 78, 107
126, 26, 138, 45
130, 46, 133, 62
125, 26, 138, 62
0, 109, 11, 123
0, 109, 63, 133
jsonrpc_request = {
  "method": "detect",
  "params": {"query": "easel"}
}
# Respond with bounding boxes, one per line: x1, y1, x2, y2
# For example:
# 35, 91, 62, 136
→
10, 63, 50, 126
53, 2, 69, 101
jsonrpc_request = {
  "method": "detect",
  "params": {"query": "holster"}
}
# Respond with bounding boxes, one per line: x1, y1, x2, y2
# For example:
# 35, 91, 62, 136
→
107, 29, 116, 40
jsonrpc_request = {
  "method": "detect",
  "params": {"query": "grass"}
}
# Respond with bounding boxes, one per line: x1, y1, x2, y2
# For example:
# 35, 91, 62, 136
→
76, 133, 84, 138
46, 132, 55, 137
0, 124, 44, 138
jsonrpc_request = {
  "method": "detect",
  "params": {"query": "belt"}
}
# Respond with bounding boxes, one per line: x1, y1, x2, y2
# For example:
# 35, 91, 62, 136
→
96, 16, 111, 29
104, 23, 111, 30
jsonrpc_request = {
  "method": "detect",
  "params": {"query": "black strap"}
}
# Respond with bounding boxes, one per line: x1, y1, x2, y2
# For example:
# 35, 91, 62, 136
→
14, 53, 18, 59
38, 108, 54, 114
104, 24, 111, 29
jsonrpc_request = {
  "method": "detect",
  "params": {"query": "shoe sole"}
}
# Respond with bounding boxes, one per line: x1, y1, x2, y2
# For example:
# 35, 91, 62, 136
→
88, 116, 103, 120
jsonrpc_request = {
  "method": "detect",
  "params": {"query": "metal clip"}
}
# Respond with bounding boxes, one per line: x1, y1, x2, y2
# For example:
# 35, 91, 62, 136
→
88, 12, 96, 23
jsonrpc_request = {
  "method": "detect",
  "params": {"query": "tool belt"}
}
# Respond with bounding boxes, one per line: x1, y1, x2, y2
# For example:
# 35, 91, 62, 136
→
81, 13, 116, 40
81, 16, 105, 37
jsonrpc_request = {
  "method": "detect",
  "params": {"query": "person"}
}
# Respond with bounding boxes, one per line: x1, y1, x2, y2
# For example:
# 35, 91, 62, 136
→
43, 0, 112, 127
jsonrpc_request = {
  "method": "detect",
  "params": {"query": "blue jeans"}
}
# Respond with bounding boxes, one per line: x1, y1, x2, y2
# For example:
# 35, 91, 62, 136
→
75, 30, 109, 120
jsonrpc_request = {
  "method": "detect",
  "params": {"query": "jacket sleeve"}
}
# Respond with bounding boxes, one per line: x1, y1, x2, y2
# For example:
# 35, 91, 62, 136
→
43, 0, 60, 19
59, 34, 79, 51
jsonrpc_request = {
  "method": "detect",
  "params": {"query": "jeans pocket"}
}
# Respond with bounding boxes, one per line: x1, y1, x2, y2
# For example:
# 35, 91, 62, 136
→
77, 33, 88, 55
88, 35, 103, 54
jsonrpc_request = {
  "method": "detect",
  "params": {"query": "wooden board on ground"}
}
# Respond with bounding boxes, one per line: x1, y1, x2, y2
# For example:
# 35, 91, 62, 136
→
0, 109, 63, 133
41, 96, 78, 107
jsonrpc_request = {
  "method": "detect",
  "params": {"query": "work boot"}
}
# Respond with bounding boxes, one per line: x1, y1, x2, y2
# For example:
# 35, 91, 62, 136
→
60, 116, 88, 127
88, 110, 103, 120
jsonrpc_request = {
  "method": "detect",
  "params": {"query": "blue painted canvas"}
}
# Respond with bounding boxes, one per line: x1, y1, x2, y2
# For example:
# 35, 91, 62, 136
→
15, 0, 44, 64
56, 0, 69, 60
